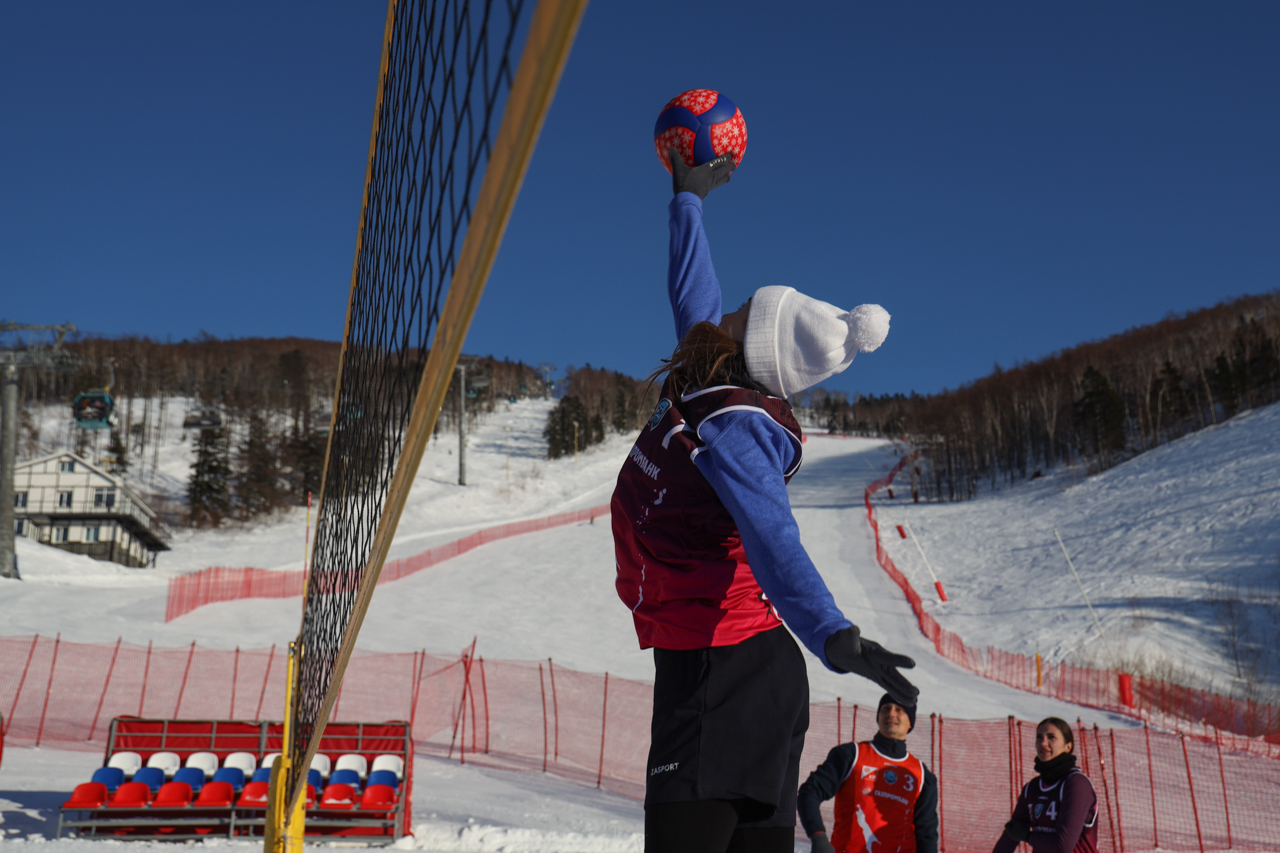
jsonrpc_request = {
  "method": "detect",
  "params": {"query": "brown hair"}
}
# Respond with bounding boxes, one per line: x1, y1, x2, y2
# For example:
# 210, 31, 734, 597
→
1037, 717, 1074, 750
647, 321, 753, 396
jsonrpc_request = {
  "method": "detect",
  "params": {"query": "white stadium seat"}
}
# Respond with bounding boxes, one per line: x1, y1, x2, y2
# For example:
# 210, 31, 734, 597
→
107, 751, 142, 778
334, 754, 367, 779
224, 752, 258, 777
186, 751, 220, 779
146, 751, 181, 778
260, 752, 282, 771
370, 754, 403, 780
311, 753, 332, 778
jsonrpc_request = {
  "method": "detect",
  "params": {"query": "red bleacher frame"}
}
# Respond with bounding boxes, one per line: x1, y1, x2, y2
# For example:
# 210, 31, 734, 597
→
57, 717, 413, 843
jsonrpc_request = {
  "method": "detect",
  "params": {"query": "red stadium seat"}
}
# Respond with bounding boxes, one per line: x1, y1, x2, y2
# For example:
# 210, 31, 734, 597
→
192, 781, 235, 808
319, 783, 357, 810
238, 781, 270, 807
305, 784, 317, 809
63, 782, 109, 809
359, 784, 397, 810
109, 781, 152, 808
153, 782, 193, 807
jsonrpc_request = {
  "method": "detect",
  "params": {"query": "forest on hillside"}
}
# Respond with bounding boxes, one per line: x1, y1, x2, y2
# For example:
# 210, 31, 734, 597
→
16, 335, 544, 527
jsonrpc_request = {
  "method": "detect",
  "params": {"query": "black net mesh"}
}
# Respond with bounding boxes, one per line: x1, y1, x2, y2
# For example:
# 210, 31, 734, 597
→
290, 0, 528, 796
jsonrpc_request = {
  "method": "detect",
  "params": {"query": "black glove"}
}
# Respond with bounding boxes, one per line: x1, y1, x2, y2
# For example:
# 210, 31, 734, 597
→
824, 625, 918, 707
809, 832, 836, 853
670, 146, 735, 199
1003, 819, 1031, 843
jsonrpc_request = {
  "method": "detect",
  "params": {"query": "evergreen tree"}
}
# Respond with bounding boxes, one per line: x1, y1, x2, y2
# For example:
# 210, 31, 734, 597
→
235, 413, 282, 519
544, 395, 589, 459
284, 426, 328, 505
1073, 366, 1127, 461
106, 429, 129, 473
188, 427, 232, 527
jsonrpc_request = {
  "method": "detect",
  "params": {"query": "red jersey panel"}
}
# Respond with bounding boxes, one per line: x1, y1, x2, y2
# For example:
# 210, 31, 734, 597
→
612, 379, 801, 650
831, 741, 924, 853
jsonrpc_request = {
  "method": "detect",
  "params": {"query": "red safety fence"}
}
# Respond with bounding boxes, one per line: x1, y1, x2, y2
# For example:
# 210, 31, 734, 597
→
3, 634, 1278, 851
164, 503, 612, 621
866, 453, 1280, 753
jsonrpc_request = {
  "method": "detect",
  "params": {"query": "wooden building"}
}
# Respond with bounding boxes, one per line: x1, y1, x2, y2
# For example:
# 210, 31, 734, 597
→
12, 452, 170, 568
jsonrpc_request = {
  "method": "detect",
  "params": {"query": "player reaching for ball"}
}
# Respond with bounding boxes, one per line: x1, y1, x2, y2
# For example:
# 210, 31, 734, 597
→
611, 91, 918, 853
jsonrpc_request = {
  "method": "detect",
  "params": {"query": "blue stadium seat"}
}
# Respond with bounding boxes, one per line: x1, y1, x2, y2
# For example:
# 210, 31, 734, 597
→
90, 767, 125, 793
307, 769, 324, 790
329, 769, 361, 792
133, 766, 165, 793
173, 766, 206, 793
212, 767, 245, 792
251, 767, 273, 785
366, 770, 399, 790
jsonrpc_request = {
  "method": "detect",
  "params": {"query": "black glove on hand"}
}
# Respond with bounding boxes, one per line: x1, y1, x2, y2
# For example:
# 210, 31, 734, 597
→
809, 832, 836, 853
1003, 819, 1031, 843
670, 146, 735, 199
825, 625, 919, 708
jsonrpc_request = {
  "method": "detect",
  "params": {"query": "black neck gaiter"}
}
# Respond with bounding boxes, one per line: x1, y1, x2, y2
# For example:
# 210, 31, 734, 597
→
1034, 751, 1077, 785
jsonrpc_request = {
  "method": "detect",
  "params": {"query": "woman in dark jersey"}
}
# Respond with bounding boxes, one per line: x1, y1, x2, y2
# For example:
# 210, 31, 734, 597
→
993, 717, 1099, 853
612, 150, 917, 853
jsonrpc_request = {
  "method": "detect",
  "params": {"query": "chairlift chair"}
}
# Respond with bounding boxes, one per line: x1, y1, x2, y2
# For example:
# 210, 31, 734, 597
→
72, 391, 116, 430
181, 409, 222, 430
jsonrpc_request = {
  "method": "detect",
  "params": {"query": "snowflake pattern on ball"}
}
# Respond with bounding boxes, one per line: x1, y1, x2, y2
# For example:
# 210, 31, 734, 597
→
655, 126, 695, 173
709, 108, 747, 167
663, 88, 719, 116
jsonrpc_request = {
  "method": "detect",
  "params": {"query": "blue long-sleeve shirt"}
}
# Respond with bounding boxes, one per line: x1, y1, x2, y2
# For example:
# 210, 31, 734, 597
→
668, 192, 852, 670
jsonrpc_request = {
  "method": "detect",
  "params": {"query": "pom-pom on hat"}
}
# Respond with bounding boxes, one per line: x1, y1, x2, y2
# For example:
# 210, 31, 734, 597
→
878, 692, 917, 732
743, 286, 890, 398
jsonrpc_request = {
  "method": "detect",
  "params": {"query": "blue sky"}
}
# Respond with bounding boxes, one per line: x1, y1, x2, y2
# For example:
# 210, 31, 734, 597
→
2, 2, 1277, 396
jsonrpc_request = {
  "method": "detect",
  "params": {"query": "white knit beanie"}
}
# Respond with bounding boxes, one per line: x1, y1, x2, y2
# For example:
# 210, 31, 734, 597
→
743, 286, 890, 397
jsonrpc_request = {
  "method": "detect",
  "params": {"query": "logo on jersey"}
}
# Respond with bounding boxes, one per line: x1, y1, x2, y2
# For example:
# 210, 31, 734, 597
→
861, 766, 876, 780
648, 399, 671, 429
1034, 804, 1045, 818
883, 769, 898, 785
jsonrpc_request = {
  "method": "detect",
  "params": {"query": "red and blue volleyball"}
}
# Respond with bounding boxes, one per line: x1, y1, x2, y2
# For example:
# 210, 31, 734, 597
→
654, 89, 747, 174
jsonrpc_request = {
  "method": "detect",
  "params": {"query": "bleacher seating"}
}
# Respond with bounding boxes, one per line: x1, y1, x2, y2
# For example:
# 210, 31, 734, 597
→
360, 784, 397, 810
307, 768, 324, 790
329, 768, 362, 792
212, 767, 246, 792
224, 752, 258, 778
319, 783, 357, 810
334, 754, 368, 778
251, 767, 273, 785
63, 783, 109, 810
107, 751, 142, 778
173, 767, 206, 793
110, 782, 152, 808
367, 769, 399, 790
193, 781, 235, 808
311, 753, 332, 778
371, 754, 404, 779
186, 752, 220, 779
146, 751, 181, 778
133, 767, 166, 793
153, 782, 193, 808
90, 767, 125, 793
238, 781, 270, 808
260, 752, 281, 770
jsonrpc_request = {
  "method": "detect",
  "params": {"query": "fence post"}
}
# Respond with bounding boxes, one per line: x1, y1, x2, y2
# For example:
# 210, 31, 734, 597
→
1007, 716, 1016, 814
1144, 723, 1159, 850
548, 658, 559, 761
1180, 734, 1206, 853
448, 647, 475, 762
1093, 725, 1117, 853
35, 632, 61, 747
173, 640, 196, 718
1109, 730, 1125, 853
596, 672, 609, 788
478, 656, 490, 754
254, 643, 275, 720
88, 637, 122, 741
6, 635, 40, 735
539, 662, 548, 773
852, 704, 859, 742
138, 640, 153, 716
408, 651, 422, 741
230, 646, 240, 718
1214, 727, 1233, 849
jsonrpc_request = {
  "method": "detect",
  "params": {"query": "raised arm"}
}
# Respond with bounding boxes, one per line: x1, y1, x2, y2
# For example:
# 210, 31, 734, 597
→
668, 193, 722, 342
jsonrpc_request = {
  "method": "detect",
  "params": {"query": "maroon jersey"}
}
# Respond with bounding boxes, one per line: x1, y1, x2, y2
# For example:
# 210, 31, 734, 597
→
612, 378, 802, 650
1008, 770, 1099, 853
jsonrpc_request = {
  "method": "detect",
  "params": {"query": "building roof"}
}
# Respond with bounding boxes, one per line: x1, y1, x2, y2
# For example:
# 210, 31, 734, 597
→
14, 451, 157, 521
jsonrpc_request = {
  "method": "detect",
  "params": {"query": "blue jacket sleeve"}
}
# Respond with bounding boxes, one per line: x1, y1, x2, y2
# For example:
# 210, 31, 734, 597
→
693, 410, 852, 669
668, 192, 722, 342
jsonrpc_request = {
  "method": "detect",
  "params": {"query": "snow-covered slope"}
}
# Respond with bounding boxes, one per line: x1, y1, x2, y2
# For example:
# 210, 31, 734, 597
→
876, 401, 1280, 696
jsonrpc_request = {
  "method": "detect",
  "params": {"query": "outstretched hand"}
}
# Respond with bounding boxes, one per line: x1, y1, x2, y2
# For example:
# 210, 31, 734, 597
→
825, 625, 919, 708
670, 146, 735, 199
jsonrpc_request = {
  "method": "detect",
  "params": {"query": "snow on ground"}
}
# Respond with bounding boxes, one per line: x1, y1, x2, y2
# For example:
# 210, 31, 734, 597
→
874, 400, 1280, 695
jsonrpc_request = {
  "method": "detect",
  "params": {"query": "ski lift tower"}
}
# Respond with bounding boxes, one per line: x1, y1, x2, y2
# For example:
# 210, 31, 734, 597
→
1, 322, 80, 579
536, 362, 557, 399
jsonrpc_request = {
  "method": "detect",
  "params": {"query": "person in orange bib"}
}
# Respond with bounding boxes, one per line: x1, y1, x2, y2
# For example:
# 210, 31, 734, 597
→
798, 694, 938, 853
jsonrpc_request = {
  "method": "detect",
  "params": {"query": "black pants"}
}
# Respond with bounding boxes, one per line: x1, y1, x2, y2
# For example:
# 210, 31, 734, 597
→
645, 800, 795, 853
645, 626, 809, 852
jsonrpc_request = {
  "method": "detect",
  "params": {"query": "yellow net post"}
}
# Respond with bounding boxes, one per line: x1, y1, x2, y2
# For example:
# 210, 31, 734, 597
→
265, 642, 305, 853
